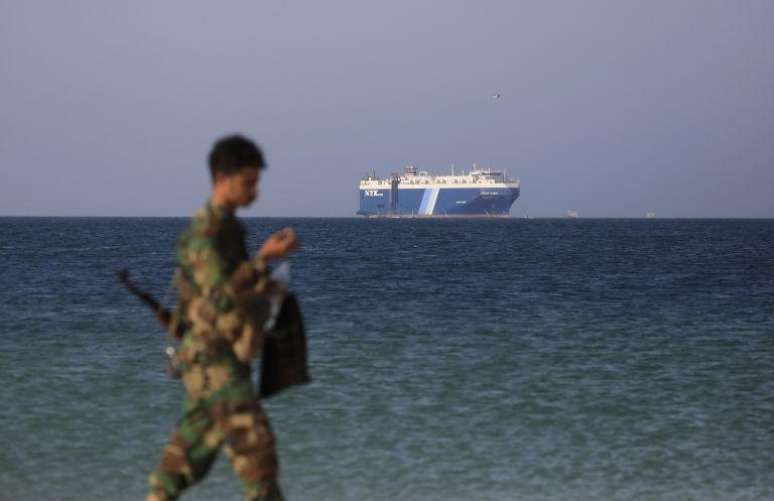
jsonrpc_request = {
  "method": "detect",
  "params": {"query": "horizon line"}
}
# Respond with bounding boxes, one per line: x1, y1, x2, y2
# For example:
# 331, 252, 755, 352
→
1, 215, 773, 220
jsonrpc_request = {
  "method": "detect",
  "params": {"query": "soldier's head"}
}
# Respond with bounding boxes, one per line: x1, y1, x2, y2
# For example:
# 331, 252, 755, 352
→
209, 135, 266, 208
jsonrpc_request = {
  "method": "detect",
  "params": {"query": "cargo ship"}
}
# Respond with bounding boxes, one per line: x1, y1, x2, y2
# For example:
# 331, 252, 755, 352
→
357, 165, 520, 217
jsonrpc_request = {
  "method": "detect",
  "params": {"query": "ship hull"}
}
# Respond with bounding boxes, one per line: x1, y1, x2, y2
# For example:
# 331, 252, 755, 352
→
357, 186, 520, 217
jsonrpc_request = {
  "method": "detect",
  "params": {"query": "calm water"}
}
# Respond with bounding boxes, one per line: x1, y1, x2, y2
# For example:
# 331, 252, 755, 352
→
1, 217, 773, 500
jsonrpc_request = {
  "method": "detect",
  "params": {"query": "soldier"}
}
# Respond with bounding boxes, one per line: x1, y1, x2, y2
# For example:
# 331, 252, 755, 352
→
147, 135, 298, 501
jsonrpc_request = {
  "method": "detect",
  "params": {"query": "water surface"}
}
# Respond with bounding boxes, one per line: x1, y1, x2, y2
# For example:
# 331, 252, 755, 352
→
1, 217, 772, 500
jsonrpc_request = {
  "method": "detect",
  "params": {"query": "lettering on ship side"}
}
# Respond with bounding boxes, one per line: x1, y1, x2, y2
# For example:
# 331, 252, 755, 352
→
364, 190, 384, 197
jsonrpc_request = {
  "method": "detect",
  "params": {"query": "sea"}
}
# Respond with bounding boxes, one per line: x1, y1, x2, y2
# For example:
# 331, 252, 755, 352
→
0, 217, 772, 501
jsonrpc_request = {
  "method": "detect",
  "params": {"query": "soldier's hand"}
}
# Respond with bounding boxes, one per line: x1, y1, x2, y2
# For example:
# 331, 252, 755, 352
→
259, 227, 298, 261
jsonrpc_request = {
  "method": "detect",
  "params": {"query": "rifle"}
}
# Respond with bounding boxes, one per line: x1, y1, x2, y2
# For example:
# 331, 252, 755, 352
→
115, 268, 184, 339
115, 268, 310, 398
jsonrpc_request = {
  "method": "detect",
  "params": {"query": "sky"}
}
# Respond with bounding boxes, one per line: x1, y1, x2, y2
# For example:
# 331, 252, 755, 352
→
1, 0, 772, 217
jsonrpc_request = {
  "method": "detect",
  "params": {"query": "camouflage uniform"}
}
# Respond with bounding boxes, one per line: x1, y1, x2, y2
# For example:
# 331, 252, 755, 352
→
148, 201, 283, 501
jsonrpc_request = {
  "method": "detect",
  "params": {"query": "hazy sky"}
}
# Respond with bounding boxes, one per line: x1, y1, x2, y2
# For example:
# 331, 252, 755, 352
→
1, 1, 772, 217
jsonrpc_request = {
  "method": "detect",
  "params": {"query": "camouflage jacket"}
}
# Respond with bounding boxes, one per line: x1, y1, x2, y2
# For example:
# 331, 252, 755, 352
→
171, 201, 271, 400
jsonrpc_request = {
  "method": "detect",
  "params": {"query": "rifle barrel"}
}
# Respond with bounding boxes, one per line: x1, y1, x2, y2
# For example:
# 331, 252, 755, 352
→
115, 268, 173, 331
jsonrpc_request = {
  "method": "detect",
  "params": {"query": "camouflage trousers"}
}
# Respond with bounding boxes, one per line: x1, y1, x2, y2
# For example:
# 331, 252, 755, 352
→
147, 383, 283, 501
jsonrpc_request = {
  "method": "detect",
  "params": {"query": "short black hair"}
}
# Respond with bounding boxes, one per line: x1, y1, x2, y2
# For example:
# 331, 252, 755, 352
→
208, 135, 266, 179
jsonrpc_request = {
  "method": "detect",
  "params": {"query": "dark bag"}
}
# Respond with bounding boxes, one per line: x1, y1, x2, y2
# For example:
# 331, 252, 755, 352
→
259, 293, 311, 398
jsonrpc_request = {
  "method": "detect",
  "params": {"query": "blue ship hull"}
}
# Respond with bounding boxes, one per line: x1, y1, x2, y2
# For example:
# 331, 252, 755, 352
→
357, 187, 520, 216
